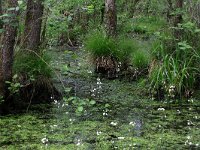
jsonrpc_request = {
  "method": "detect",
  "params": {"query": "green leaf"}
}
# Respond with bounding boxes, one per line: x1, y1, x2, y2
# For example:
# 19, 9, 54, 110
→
18, 1, 23, 5
77, 106, 84, 112
89, 100, 96, 105
64, 87, 72, 93
63, 65, 69, 71
13, 74, 18, 79
105, 103, 110, 108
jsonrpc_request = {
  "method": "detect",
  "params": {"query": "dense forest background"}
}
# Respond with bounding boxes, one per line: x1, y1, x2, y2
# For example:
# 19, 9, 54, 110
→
1, 0, 200, 106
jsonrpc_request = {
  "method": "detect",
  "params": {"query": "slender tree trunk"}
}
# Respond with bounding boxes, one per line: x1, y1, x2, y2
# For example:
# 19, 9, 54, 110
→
41, 9, 49, 45
23, 0, 44, 51
101, 3, 105, 24
174, 0, 183, 40
0, 0, 3, 29
105, 0, 117, 36
1, 0, 18, 98
0, 0, 3, 96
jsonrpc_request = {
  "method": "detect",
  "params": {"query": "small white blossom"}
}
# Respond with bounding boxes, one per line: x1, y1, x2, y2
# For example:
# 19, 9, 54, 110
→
87, 70, 92, 74
76, 139, 82, 146
187, 136, 191, 140
177, 110, 181, 114
41, 137, 48, 144
157, 108, 165, 111
103, 112, 108, 116
118, 137, 125, 140
97, 131, 102, 136
54, 100, 58, 104
129, 122, 136, 126
110, 122, 118, 126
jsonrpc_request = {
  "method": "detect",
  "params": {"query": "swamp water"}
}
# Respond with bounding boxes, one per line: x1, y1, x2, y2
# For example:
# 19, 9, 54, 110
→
0, 48, 200, 149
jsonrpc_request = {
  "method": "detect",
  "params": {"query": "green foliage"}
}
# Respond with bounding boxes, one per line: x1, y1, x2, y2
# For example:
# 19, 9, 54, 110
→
133, 16, 167, 35
84, 29, 116, 58
13, 51, 52, 79
131, 50, 150, 69
5, 74, 22, 95
0, 95, 4, 104
116, 38, 138, 62
64, 96, 96, 115
150, 22, 200, 99
85, 29, 140, 67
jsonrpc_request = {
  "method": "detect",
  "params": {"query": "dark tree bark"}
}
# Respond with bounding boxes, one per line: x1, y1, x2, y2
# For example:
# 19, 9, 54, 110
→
105, 0, 117, 36
0, 0, 3, 96
1, 0, 18, 98
23, 0, 44, 51
41, 9, 49, 45
100, 3, 105, 24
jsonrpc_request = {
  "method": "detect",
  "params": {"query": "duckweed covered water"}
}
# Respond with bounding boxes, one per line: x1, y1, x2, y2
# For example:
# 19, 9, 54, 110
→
0, 48, 200, 149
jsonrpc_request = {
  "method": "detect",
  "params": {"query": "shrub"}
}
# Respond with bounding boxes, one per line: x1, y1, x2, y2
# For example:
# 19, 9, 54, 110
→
132, 50, 150, 70
133, 16, 167, 35
150, 41, 200, 99
84, 29, 116, 58
13, 51, 52, 79
117, 38, 138, 63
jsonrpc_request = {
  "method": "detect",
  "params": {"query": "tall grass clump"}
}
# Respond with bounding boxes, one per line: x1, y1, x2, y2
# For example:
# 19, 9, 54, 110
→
149, 21, 200, 99
132, 50, 150, 70
117, 38, 138, 63
84, 29, 140, 78
84, 30, 116, 58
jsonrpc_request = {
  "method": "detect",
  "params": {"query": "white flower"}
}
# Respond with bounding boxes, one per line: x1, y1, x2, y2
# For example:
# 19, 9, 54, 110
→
118, 137, 125, 140
188, 99, 194, 103
76, 139, 82, 146
103, 112, 108, 116
97, 131, 102, 136
129, 122, 136, 126
41, 137, 48, 144
54, 100, 58, 104
187, 120, 194, 126
87, 70, 92, 74
110, 122, 118, 126
187, 136, 191, 140
177, 110, 181, 114
157, 108, 165, 111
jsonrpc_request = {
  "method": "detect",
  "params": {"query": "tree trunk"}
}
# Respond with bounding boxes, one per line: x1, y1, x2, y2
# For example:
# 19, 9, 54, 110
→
23, 0, 44, 51
1, 0, 18, 98
0, 0, 3, 29
174, 0, 183, 40
105, 0, 117, 36
0, 0, 3, 96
